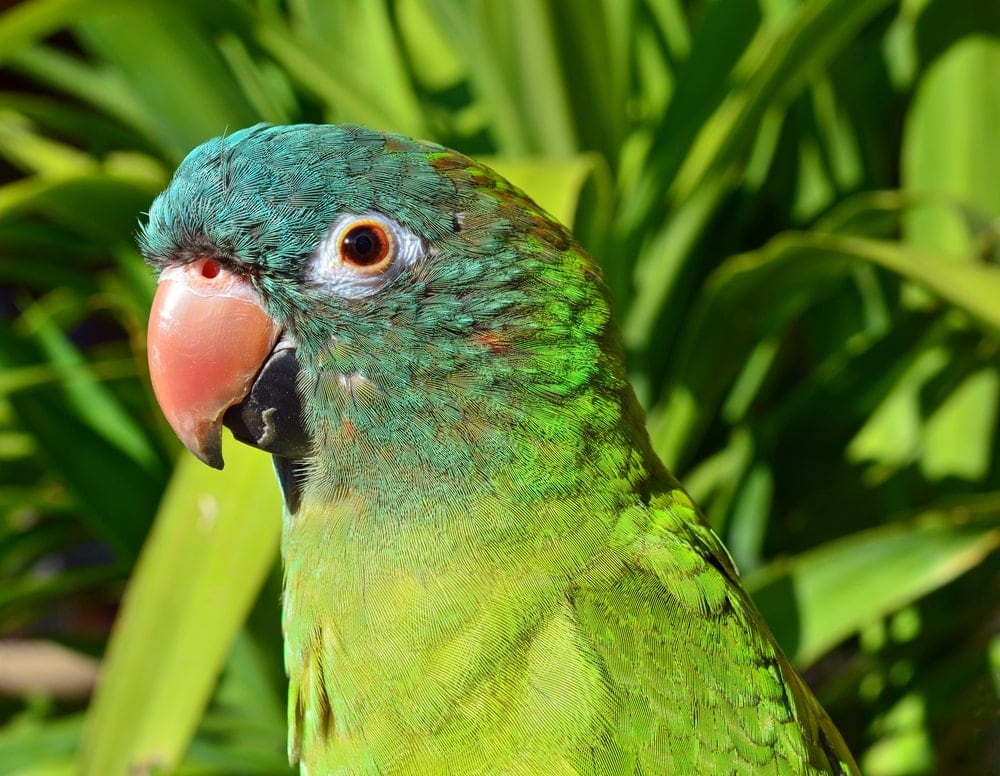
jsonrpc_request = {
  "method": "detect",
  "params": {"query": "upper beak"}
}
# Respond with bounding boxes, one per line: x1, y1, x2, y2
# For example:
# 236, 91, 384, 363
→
147, 258, 282, 469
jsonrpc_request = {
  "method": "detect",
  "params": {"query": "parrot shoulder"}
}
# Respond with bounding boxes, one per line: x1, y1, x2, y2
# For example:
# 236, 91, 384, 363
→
570, 488, 859, 774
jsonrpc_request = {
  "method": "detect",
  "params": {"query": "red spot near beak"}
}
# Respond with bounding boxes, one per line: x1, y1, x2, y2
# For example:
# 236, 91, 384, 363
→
199, 259, 221, 279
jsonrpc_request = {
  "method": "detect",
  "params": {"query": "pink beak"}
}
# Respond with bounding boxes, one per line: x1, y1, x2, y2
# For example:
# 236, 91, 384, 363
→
147, 258, 281, 469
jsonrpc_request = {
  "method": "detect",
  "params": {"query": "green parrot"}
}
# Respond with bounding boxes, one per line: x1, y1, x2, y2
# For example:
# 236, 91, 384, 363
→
142, 124, 858, 775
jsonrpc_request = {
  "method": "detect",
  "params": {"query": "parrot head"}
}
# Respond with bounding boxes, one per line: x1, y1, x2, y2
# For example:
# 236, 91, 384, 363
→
143, 124, 623, 510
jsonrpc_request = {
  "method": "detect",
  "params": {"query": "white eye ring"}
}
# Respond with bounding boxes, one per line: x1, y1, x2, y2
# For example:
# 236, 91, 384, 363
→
307, 212, 426, 299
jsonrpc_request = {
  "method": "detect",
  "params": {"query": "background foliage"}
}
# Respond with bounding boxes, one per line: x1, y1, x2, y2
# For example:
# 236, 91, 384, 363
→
0, 0, 997, 773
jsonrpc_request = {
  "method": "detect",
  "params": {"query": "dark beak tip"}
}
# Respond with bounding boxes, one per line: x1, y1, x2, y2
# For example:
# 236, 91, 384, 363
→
190, 429, 225, 470
203, 452, 225, 471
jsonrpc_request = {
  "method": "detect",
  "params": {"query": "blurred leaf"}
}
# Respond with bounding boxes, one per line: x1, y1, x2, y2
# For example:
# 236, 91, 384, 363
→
861, 694, 935, 776
424, 0, 575, 155
748, 497, 1000, 664
256, 1, 425, 136
74, 2, 260, 160
18, 295, 159, 473
0, 712, 80, 776
0, 111, 94, 175
651, 229, 1000, 468
624, 0, 897, 350
0, 0, 122, 67
10, 45, 168, 150
77, 441, 282, 775
903, 35, 1000, 254
5, 378, 163, 559
847, 343, 947, 469
396, 0, 466, 92
921, 366, 998, 481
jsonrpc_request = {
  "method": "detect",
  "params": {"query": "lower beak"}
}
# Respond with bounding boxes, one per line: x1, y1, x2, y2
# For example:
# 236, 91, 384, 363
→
223, 340, 311, 461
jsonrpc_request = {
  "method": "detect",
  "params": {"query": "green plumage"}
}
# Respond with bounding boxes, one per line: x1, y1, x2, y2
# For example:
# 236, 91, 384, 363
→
142, 124, 858, 774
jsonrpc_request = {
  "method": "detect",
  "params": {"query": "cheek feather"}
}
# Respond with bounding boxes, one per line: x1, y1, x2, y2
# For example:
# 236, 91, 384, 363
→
473, 331, 510, 355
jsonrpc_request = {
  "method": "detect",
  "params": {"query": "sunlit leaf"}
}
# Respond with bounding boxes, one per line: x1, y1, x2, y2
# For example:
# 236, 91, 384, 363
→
748, 498, 1000, 664
903, 36, 1000, 255
78, 441, 281, 775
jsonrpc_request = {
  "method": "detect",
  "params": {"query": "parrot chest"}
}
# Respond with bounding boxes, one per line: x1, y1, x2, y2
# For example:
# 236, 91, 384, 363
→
279, 495, 615, 774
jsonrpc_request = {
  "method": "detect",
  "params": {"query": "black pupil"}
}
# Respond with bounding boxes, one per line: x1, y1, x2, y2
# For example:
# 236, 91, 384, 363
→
345, 227, 382, 264
353, 233, 373, 254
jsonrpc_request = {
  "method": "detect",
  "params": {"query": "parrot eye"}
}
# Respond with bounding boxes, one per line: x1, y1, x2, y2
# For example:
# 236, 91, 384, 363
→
340, 222, 392, 271
308, 212, 427, 299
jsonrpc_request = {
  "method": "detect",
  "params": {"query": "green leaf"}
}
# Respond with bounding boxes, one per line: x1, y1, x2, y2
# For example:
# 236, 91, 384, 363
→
0, 712, 80, 776
256, 1, 425, 137
903, 35, 1000, 254
74, 3, 260, 160
5, 381, 163, 559
650, 229, 1000, 468
77, 441, 282, 775
0, 0, 124, 68
921, 366, 999, 481
829, 233, 1000, 332
423, 0, 573, 155
18, 294, 159, 473
624, 0, 897, 350
748, 497, 1000, 665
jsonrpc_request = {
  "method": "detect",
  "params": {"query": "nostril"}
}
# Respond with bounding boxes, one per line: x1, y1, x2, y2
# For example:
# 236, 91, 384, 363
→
199, 259, 221, 279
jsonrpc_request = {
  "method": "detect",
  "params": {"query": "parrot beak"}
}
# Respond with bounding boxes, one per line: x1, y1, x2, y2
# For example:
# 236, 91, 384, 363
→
147, 257, 285, 469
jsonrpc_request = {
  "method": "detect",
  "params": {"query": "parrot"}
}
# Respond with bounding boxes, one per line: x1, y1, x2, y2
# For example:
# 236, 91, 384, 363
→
141, 123, 859, 775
